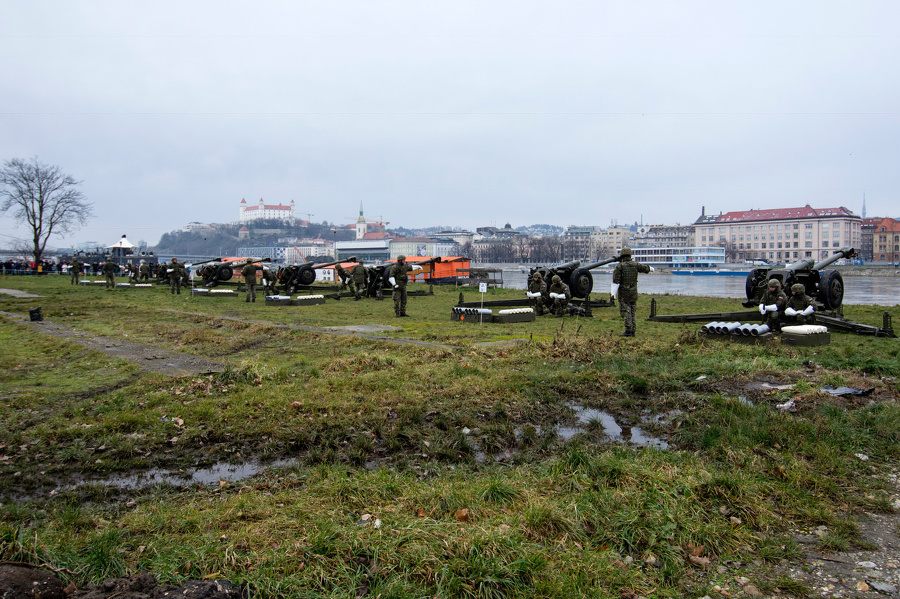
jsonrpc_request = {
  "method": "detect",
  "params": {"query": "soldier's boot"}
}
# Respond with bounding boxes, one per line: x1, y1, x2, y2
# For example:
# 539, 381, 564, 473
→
354, 293, 361, 301
400, 311, 409, 317
619, 330, 631, 337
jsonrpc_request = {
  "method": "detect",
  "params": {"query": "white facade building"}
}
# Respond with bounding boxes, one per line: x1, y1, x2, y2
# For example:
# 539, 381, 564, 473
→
239, 198, 296, 223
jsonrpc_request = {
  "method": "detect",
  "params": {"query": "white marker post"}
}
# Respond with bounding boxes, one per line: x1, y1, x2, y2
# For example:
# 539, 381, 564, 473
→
479, 282, 487, 324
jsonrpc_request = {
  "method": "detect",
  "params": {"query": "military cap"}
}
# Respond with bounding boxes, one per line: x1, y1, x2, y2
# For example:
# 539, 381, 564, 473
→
620, 247, 632, 256
767, 278, 780, 289
397, 255, 406, 261
791, 283, 805, 293
532, 272, 541, 280
358, 259, 364, 265
552, 275, 561, 283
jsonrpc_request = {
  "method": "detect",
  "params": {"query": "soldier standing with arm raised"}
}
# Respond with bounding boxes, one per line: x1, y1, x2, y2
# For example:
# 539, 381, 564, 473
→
388, 255, 422, 317
612, 247, 651, 337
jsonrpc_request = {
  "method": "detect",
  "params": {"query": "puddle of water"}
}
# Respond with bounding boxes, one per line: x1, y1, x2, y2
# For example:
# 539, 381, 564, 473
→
55, 458, 298, 493
559, 403, 669, 449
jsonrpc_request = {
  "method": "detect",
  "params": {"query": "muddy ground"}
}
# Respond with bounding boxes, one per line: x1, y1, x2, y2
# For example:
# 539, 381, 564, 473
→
4, 304, 900, 597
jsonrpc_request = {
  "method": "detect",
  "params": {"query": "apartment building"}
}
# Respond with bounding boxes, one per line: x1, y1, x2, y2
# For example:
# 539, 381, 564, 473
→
693, 206, 861, 263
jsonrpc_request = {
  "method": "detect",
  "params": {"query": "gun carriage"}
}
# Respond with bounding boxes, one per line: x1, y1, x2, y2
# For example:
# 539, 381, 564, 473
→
743, 246, 855, 310
647, 247, 896, 337
529, 256, 621, 299
272, 257, 357, 295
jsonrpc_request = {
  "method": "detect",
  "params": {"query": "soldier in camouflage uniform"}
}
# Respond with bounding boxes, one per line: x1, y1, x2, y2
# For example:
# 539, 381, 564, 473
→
102, 256, 117, 289
241, 261, 260, 303
612, 247, 651, 336
784, 282, 815, 325
168, 258, 186, 295
388, 255, 421, 317
759, 278, 788, 332
138, 260, 150, 282
349, 259, 367, 300
548, 275, 571, 317
70, 257, 83, 285
527, 272, 549, 315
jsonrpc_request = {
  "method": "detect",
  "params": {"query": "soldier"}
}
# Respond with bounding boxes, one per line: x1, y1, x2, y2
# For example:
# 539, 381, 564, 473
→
612, 247, 651, 337
335, 264, 351, 291
527, 272, 549, 316
784, 282, 815, 325
349, 259, 367, 300
759, 278, 788, 332
70, 257, 83, 285
548, 275, 571, 317
138, 260, 150, 282
388, 255, 422, 317
241, 261, 260, 303
102, 256, 117, 289
125, 261, 138, 284
168, 258, 186, 295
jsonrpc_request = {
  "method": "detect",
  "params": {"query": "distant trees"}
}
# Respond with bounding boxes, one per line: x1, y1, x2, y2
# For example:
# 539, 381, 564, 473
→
0, 157, 93, 265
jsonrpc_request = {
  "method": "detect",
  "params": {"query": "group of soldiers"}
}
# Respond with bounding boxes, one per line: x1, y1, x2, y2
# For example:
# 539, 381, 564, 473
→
758, 278, 815, 332
527, 247, 651, 337
68, 256, 155, 289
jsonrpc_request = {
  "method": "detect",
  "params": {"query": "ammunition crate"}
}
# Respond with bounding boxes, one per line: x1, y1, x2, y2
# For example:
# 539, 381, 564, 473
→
191, 288, 210, 296
451, 307, 492, 323
115, 283, 132, 288
292, 294, 326, 306
79, 280, 107, 286
493, 308, 536, 324
781, 325, 830, 347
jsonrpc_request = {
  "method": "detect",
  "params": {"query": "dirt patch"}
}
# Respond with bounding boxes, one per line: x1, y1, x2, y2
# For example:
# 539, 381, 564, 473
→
0, 565, 243, 598
1, 311, 225, 376
0, 288, 43, 298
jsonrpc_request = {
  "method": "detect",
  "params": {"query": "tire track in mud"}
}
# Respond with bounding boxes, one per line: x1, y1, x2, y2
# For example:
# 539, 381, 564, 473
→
1, 311, 226, 376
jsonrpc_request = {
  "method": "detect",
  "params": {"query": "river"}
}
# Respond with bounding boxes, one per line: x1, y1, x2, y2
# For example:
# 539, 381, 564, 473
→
494, 267, 900, 306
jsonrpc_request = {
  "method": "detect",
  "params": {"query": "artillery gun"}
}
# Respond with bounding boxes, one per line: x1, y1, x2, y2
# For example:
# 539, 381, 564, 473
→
274, 256, 357, 294
360, 257, 443, 299
529, 256, 621, 299
197, 257, 270, 288
743, 246, 855, 310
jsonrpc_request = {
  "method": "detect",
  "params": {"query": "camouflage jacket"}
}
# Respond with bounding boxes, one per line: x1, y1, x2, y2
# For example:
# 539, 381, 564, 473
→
241, 263, 259, 282
760, 288, 788, 310
528, 277, 547, 295
548, 281, 571, 301
613, 258, 650, 303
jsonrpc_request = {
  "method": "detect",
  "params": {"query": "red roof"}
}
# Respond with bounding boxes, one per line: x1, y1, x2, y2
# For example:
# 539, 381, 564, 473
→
715, 206, 857, 223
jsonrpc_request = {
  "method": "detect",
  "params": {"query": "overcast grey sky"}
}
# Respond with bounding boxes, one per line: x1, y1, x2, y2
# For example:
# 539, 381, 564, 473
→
2, 1, 898, 248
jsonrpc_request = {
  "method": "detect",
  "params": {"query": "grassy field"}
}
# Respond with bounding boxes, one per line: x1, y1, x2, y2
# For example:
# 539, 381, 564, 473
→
1, 275, 898, 597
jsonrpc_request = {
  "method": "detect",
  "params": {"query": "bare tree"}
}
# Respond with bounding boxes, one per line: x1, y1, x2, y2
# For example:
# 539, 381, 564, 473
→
1, 157, 93, 265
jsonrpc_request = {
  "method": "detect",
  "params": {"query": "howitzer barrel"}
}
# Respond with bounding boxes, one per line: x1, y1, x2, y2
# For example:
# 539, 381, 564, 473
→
813, 246, 855, 270
312, 256, 357, 270
581, 256, 620, 270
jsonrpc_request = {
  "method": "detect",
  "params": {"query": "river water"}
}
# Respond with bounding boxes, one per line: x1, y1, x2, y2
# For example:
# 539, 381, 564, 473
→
494, 267, 900, 306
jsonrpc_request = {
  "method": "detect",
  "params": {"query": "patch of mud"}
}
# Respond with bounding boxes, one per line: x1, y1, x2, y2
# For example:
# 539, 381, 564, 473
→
0, 566, 242, 599
771, 468, 900, 598
0, 288, 43, 298
327, 324, 403, 333
1, 311, 225, 375
701, 370, 898, 411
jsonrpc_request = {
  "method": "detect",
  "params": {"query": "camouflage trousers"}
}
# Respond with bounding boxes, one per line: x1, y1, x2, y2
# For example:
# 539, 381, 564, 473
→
245, 282, 257, 302
619, 301, 637, 333
392, 284, 408, 314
